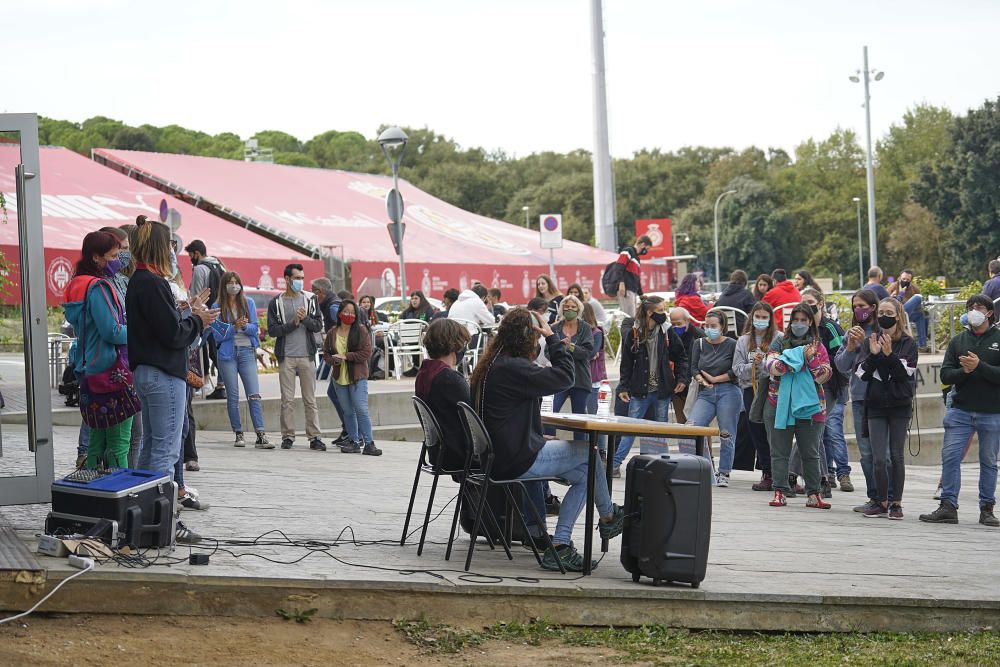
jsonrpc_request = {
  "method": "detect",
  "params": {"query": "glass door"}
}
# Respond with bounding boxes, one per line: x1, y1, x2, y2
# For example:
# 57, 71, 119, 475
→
0, 113, 55, 505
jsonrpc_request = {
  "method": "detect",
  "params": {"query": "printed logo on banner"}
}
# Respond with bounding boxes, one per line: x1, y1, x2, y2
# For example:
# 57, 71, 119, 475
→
47, 257, 73, 297
459, 272, 469, 292
258, 265, 274, 290
381, 268, 396, 296
522, 271, 531, 299
421, 269, 432, 295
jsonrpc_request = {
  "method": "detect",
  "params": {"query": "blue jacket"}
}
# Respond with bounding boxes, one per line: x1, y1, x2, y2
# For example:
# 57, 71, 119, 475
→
774, 346, 821, 428
209, 295, 260, 361
63, 276, 127, 375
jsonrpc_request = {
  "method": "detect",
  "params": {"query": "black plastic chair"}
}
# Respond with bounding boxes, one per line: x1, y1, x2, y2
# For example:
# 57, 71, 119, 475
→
401, 396, 468, 556
455, 402, 566, 574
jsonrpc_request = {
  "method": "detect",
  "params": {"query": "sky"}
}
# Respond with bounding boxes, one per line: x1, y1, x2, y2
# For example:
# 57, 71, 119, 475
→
5, 0, 1000, 158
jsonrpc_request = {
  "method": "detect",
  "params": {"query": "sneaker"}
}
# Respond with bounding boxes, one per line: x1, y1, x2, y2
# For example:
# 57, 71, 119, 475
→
918, 501, 958, 524
340, 440, 362, 454
752, 474, 773, 492
933, 484, 942, 500
362, 441, 383, 456
612, 466, 621, 479
75, 454, 87, 470
333, 432, 351, 447
234, 432, 246, 448
715, 472, 730, 488
837, 474, 854, 492
255, 432, 275, 449
598, 504, 626, 540
280, 438, 294, 450
184, 460, 200, 472
309, 438, 327, 452
402, 367, 418, 378
179, 490, 210, 511
820, 478, 833, 499
980, 505, 999, 527
862, 502, 887, 518
540, 542, 595, 573
545, 495, 561, 516
888, 504, 904, 520
175, 521, 202, 544
806, 493, 831, 509
206, 386, 227, 400
769, 490, 787, 507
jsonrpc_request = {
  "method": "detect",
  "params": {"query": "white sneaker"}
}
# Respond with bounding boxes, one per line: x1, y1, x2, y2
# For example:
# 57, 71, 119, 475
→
716, 473, 729, 488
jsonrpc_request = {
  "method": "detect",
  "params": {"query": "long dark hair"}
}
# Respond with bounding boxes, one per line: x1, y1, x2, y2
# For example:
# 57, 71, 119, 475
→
218, 271, 249, 323
633, 295, 664, 347
470, 307, 538, 408
336, 299, 364, 351
359, 294, 379, 325
407, 290, 432, 314
851, 288, 880, 327
752, 274, 774, 300
743, 301, 777, 352
795, 270, 822, 292
74, 231, 120, 278
782, 303, 820, 347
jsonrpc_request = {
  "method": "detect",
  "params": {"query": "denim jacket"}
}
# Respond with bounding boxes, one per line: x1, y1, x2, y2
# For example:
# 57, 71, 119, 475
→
210, 295, 260, 362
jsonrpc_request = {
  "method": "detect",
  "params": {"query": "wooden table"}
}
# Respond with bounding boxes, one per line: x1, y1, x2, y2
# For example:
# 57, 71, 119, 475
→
540, 413, 720, 576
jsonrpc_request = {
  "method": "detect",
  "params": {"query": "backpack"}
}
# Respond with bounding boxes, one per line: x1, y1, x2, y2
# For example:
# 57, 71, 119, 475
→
601, 260, 623, 298
203, 258, 227, 306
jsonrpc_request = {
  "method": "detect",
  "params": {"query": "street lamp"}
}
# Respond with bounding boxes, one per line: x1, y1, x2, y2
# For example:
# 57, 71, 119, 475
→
713, 189, 738, 291
378, 126, 408, 303
850, 45, 884, 268
853, 197, 864, 287
522, 205, 530, 229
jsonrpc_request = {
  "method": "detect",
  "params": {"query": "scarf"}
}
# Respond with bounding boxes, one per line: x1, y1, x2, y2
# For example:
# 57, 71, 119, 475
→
415, 359, 450, 401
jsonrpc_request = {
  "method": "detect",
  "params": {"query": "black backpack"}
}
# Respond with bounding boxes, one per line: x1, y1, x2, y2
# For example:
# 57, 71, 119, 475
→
203, 258, 227, 306
601, 260, 623, 298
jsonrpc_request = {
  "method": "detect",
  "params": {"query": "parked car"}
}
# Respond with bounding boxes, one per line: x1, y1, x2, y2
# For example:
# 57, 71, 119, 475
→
374, 295, 443, 316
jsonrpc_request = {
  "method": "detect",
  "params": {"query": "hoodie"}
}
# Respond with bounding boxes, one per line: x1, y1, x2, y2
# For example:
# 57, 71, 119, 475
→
713, 283, 756, 331
763, 280, 801, 327
63, 276, 127, 375
447, 290, 495, 331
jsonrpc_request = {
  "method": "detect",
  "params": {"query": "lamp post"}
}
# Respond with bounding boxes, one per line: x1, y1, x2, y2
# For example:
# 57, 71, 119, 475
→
522, 205, 530, 229
378, 126, 408, 303
850, 46, 883, 268
853, 197, 864, 287
713, 189, 737, 291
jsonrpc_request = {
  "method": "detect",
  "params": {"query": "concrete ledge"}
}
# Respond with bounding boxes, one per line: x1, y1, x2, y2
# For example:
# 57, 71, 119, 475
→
2, 572, 997, 632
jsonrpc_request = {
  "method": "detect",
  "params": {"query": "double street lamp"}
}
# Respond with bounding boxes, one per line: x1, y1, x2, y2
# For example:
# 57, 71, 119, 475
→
853, 196, 864, 287
378, 126, 408, 303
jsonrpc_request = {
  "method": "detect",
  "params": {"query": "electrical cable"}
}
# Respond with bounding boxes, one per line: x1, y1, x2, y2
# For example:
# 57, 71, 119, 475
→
0, 558, 93, 626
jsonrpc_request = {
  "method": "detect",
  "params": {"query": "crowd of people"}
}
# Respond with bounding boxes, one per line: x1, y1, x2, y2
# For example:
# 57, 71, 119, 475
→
64, 219, 1000, 562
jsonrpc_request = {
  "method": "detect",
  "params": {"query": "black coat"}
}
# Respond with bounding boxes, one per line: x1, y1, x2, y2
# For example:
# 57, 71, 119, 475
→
861, 334, 918, 410
714, 283, 756, 332
619, 324, 690, 399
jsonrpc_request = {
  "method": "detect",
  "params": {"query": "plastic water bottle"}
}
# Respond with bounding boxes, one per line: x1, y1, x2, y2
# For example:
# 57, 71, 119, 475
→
596, 380, 612, 418
540, 395, 554, 414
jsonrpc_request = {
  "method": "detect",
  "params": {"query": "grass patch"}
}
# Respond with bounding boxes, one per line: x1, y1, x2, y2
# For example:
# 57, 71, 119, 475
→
394, 618, 1000, 665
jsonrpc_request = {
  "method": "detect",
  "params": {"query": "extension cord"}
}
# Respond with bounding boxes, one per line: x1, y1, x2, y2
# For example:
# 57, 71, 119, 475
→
68, 555, 94, 570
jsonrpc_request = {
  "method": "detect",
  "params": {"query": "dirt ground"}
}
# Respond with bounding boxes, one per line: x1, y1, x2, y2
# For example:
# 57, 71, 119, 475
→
0, 615, 628, 667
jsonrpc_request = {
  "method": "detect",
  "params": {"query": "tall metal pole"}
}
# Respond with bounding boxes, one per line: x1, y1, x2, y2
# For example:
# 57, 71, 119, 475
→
523, 206, 530, 229
392, 164, 406, 302
590, 0, 616, 251
549, 248, 555, 280
854, 197, 864, 287
862, 45, 878, 268
713, 189, 736, 291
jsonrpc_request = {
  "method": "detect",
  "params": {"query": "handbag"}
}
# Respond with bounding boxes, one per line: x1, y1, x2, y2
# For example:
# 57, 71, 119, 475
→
78, 278, 141, 429
682, 339, 704, 418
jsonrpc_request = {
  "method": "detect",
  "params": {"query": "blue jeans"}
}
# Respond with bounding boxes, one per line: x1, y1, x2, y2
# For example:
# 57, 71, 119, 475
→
77, 422, 90, 457
613, 394, 670, 467
687, 383, 742, 473
134, 365, 187, 481
518, 439, 612, 545
823, 400, 851, 477
553, 387, 591, 440
903, 295, 928, 348
853, 400, 882, 500
326, 377, 348, 434
218, 346, 265, 433
940, 408, 1000, 509
586, 386, 608, 453
333, 380, 373, 443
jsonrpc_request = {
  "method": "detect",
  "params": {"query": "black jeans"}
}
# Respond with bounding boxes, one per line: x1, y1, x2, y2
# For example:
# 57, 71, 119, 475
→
743, 387, 771, 476
182, 384, 198, 463
869, 413, 909, 503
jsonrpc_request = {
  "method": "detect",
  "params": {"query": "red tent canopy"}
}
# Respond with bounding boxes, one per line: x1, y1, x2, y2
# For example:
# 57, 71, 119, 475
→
0, 146, 322, 305
92, 149, 646, 301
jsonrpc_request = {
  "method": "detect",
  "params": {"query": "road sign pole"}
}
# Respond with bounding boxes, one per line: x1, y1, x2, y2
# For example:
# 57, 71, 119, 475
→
549, 248, 555, 279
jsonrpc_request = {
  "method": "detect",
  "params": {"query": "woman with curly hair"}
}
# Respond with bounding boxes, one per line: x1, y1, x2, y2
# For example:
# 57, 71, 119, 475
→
469, 307, 624, 572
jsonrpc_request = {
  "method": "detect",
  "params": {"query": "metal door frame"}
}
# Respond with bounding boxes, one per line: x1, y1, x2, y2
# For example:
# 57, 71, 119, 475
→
0, 113, 55, 505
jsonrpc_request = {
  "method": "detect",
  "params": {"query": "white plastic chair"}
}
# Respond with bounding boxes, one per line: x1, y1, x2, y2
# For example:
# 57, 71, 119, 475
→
386, 319, 428, 380
450, 318, 485, 376
773, 303, 798, 330
709, 306, 746, 336
47, 333, 74, 388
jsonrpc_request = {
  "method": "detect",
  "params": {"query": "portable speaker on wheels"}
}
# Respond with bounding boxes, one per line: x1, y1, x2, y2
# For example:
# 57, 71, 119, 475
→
620, 453, 712, 588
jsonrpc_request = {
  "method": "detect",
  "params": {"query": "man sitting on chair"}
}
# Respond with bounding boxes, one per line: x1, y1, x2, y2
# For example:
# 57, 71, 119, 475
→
469, 307, 625, 572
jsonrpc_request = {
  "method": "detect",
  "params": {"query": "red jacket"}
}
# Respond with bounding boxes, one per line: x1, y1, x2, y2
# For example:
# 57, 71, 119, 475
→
763, 280, 801, 328
675, 294, 709, 323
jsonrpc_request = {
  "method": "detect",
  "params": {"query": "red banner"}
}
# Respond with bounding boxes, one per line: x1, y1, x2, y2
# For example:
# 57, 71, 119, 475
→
635, 219, 673, 258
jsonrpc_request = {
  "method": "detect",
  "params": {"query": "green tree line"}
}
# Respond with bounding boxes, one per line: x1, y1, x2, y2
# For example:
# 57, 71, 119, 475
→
37, 97, 1000, 286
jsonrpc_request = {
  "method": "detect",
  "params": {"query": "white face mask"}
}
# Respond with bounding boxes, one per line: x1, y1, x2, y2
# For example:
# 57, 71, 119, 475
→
226, 284, 242, 295
967, 309, 987, 328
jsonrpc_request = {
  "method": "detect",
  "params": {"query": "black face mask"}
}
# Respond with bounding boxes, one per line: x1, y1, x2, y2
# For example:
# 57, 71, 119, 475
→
899, 280, 910, 288
651, 312, 667, 326
639, 247, 649, 256
190, 256, 200, 266
877, 315, 897, 330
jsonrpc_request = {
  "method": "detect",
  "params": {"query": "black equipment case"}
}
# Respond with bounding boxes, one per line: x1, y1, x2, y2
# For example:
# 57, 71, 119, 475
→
45, 469, 177, 548
621, 453, 712, 587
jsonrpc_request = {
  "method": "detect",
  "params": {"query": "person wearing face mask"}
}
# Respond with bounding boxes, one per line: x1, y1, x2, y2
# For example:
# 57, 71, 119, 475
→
547, 296, 595, 439
688, 310, 742, 486
324, 299, 381, 456
763, 304, 833, 509
211, 272, 272, 449
857, 298, 917, 520
921, 294, 1000, 528
668, 307, 706, 426
63, 231, 135, 470
184, 239, 228, 401
415, 319, 472, 469
610, 235, 652, 318
614, 296, 690, 475
888, 269, 928, 351
835, 288, 884, 512
267, 263, 326, 451
733, 302, 781, 491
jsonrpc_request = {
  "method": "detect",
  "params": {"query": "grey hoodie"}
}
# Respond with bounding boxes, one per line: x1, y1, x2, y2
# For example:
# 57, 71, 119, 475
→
834, 325, 874, 402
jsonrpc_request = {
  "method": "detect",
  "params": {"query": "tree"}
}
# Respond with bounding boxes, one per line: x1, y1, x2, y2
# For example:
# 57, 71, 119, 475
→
111, 127, 155, 152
